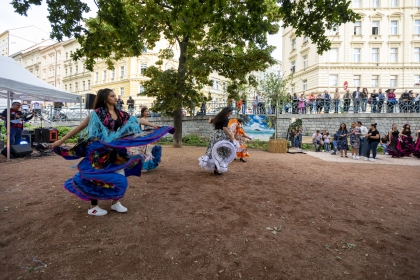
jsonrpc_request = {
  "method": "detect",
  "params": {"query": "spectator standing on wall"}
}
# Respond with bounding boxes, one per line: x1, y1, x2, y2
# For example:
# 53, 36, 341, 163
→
200, 98, 207, 115
414, 93, 420, 113
252, 97, 257, 114
378, 89, 385, 113
256, 93, 262, 114
117, 96, 124, 110
127, 96, 135, 115
352, 87, 362, 113
291, 93, 298, 114
370, 89, 378, 113
343, 90, 351, 113
316, 93, 323, 114
324, 90, 331, 114
386, 89, 396, 113
409, 91, 415, 113
400, 90, 410, 113
333, 88, 340, 114
307, 92, 316, 114
361, 88, 369, 112
298, 94, 306, 114
357, 121, 368, 159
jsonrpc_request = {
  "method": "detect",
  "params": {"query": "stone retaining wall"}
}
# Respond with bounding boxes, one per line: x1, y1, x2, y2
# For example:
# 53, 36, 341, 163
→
48, 113, 420, 140
277, 113, 420, 138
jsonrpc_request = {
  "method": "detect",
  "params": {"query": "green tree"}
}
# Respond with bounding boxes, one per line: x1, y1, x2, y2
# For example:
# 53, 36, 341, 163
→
11, 0, 360, 147
259, 72, 293, 139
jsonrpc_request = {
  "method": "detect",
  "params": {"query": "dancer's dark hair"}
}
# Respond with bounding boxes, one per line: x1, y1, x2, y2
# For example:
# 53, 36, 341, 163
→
213, 107, 233, 127
339, 123, 347, 131
371, 123, 377, 128
140, 107, 148, 118
94, 88, 116, 110
403, 124, 411, 133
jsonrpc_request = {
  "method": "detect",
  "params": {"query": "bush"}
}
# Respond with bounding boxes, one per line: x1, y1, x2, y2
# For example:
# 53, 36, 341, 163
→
156, 136, 173, 145
247, 139, 268, 150
56, 126, 81, 143
182, 134, 208, 147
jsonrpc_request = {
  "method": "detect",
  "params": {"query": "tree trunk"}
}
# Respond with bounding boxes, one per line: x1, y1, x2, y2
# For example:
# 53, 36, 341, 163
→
173, 36, 189, 148
173, 108, 183, 147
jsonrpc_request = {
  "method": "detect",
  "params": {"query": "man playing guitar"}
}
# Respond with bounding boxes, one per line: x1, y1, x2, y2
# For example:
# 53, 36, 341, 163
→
1, 102, 33, 145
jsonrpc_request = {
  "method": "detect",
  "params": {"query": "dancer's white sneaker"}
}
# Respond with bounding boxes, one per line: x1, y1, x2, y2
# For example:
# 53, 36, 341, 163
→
88, 206, 108, 216
111, 202, 128, 213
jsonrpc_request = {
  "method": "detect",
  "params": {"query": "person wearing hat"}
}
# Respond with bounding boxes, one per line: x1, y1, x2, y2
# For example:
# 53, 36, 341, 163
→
386, 89, 396, 113
352, 87, 362, 113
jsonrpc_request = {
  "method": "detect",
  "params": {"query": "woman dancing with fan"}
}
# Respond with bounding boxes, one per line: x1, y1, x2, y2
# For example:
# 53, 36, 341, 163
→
199, 107, 236, 175
52, 88, 173, 216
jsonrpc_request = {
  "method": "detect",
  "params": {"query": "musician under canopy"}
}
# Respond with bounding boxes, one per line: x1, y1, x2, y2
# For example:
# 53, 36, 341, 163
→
1, 101, 33, 145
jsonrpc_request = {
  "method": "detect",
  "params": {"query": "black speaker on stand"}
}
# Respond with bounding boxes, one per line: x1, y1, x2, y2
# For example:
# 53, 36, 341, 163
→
85, 93, 96, 109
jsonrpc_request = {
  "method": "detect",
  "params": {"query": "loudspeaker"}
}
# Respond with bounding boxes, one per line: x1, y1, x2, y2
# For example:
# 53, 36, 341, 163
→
85, 93, 96, 109
1, 144, 33, 158
35, 128, 50, 143
21, 134, 32, 146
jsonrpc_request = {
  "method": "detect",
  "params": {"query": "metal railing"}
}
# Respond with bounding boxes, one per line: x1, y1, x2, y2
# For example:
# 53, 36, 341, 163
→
20, 97, 420, 125
199, 98, 420, 115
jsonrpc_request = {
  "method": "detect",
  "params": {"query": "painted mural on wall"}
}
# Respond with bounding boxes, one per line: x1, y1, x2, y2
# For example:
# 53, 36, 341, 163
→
240, 114, 276, 141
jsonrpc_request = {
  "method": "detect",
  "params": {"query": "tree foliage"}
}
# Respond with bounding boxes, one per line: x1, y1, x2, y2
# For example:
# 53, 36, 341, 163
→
11, 0, 360, 147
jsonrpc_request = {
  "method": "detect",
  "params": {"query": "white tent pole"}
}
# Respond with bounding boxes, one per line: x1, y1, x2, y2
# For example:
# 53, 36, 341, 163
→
79, 97, 83, 140
6, 90, 11, 161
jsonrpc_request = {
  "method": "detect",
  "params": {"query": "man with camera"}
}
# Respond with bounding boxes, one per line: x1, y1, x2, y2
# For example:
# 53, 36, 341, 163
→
1, 102, 33, 145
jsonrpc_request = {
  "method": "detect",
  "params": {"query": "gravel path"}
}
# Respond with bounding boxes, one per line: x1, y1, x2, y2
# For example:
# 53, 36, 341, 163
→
290, 148, 420, 166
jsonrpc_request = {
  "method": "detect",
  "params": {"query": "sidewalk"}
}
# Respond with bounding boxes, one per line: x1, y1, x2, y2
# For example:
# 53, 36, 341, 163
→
292, 148, 420, 166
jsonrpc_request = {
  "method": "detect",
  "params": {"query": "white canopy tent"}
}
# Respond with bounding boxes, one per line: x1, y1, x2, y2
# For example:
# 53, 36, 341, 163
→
0, 55, 81, 160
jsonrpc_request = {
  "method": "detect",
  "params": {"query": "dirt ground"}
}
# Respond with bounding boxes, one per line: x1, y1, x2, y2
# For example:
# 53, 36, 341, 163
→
1, 146, 419, 279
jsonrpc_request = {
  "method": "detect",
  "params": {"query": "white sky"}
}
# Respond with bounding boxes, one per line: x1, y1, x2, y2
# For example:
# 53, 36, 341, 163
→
0, 0, 282, 60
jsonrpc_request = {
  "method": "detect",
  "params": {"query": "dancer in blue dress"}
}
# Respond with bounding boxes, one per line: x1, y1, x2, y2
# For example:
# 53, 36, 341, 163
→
52, 88, 173, 216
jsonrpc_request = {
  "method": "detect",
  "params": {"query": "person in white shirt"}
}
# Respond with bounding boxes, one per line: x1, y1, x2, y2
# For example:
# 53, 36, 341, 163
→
357, 121, 368, 158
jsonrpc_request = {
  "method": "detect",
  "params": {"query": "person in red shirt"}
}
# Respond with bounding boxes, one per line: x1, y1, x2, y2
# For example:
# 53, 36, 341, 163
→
1, 102, 33, 145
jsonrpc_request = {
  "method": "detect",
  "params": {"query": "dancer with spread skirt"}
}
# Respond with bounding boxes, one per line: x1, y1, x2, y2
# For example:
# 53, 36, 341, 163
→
199, 107, 236, 175
387, 124, 401, 158
399, 124, 415, 157
52, 88, 174, 216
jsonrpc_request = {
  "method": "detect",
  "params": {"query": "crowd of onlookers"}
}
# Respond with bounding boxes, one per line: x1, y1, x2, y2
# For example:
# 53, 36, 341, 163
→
289, 122, 420, 162
229, 87, 420, 115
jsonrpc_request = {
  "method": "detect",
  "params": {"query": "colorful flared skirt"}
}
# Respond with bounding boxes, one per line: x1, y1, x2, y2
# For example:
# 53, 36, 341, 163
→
54, 127, 174, 201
